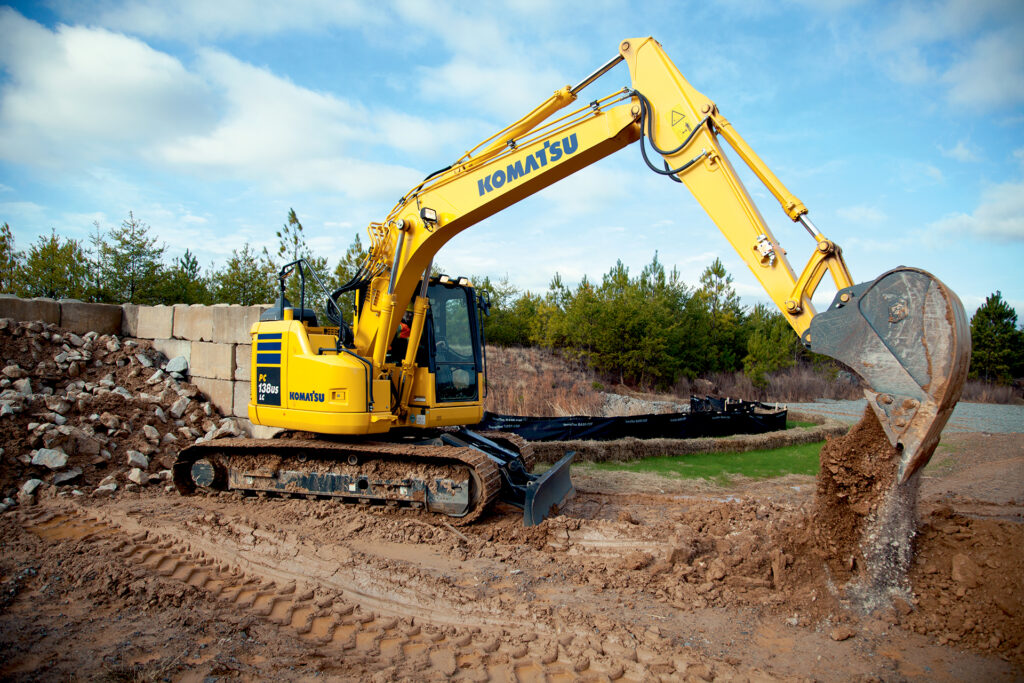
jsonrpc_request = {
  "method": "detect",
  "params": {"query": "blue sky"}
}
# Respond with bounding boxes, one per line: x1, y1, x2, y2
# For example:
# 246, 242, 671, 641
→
1, 1, 1022, 318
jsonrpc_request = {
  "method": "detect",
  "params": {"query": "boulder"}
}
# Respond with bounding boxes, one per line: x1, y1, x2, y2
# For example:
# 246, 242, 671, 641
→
31, 448, 68, 470
94, 482, 117, 496
18, 478, 44, 504
170, 396, 190, 419
53, 468, 83, 485
126, 450, 149, 469
165, 355, 189, 375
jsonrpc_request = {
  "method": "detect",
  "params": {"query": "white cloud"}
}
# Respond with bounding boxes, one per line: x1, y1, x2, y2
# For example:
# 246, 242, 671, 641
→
414, 57, 564, 118
868, 1, 1024, 110
943, 30, 1024, 108
932, 181, 1024, 241
835, 205, 887, 224
939, 140, 980, 162
49, 0, 381, 41
158, 50, 369, 171
0, 9, 216, 167
0, 13, 477, 201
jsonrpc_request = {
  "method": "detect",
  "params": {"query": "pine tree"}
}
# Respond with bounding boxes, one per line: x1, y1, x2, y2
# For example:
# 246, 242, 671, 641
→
275, 209, 329, 312
743, 304, 800, 388
211, 243, 278, 306
18, 229, 89, 300
98, 212, 165, 304
969, 291, 1022, 383
161, 250, 212, 304
332, 232, 366, 289
0, 222, 23, 294
697, 258, 746, 372
85, 221, 107, 302
329, 232, 367, 323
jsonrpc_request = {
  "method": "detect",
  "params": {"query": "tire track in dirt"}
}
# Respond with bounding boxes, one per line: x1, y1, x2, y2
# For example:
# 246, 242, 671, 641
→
18, 504, 680, 682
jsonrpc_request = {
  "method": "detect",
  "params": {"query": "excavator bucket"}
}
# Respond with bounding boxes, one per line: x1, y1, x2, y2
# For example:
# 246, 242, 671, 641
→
806, 267, 971, 483
522, 451, 576, 526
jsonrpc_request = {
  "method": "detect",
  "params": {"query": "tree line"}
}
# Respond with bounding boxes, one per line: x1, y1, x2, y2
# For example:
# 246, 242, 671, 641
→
0, 211, 364, 308
2, 210, 1020, 389
475, 258, 1024, 389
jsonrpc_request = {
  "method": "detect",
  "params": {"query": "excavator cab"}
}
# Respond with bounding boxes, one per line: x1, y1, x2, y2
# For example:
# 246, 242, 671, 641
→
405, 277, 484, 405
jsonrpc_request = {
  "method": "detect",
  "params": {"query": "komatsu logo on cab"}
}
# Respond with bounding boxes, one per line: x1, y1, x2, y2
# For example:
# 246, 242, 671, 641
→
290, 391, 325, 403
478, 134, 578, 196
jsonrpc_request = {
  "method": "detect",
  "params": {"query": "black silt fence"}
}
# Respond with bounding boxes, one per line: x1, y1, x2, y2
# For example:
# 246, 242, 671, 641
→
478, 397, 787, 442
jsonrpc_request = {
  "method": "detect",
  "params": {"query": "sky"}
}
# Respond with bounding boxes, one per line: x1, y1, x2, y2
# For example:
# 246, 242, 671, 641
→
1, 0, 1023, 318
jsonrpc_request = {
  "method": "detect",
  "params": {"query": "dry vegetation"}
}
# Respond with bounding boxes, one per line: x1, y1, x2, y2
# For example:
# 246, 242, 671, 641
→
960, 379, 1024, 404
485, 346, 1023, 416
484, 346, 864, 416
484, 346, 605, 416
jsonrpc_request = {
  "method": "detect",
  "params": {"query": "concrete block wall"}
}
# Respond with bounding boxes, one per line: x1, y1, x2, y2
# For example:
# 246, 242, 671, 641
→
123, 304, 269, 419
0, 295, 120, 333
0, 295, 267, 426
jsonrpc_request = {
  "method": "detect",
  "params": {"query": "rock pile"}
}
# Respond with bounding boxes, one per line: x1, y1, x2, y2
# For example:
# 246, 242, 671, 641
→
0, 318, 249, 511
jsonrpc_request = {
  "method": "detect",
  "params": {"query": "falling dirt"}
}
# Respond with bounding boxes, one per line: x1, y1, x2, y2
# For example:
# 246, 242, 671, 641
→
812, 407, 919, 607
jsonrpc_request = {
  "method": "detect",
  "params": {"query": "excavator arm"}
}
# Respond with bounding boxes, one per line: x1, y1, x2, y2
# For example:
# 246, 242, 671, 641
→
343, 36, 969, 486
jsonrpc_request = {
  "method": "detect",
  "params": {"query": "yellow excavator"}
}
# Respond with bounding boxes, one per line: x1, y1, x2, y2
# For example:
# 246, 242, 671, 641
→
174, 37, 970, 526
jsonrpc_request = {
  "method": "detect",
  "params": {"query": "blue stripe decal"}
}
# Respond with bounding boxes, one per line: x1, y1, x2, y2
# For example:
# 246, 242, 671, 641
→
256, 353, 281, 365
257, 333, 283, 340
256, 341, 281, 351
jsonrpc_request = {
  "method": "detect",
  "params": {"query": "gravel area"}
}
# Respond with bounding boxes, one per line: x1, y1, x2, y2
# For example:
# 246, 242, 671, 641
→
790, 399, 1024, 434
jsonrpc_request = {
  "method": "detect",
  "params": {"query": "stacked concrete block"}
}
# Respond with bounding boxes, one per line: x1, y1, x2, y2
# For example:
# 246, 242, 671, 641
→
151, 338, 191, 364
172, 304, 214, 342
136, 305, 174, 339
59, 300, 122, 335
234, 344, 251, 381
0, 295, 61, 325
190, 342, 235, 380
121, 303, 139, 336
192, 377, 234, 416
212, 305, 265, 344
233, 381, 252, 419
0, 295, 277, 433
87, 300, 277, 429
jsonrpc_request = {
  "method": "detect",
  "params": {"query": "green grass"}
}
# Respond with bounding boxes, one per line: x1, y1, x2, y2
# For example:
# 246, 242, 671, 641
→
787, 419, 817, 429
579, 441, 824, 485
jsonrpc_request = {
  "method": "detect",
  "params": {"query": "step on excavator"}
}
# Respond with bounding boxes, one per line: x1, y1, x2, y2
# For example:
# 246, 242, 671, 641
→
174, 37, 970, 526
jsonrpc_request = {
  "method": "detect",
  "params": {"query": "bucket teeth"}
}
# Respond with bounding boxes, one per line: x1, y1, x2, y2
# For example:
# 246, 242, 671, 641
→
807, 267, 970, 483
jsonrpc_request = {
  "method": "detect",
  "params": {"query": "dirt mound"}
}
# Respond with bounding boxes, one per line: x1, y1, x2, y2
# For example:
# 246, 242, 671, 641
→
908, 506, 1024, 659
0, 318, 246, 507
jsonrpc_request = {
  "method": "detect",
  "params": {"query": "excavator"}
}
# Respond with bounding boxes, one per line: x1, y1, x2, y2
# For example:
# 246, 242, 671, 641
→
174, 37, 970, 526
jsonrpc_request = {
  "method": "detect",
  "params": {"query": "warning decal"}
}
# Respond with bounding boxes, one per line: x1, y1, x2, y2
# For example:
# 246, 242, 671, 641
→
671, 107, 692, 143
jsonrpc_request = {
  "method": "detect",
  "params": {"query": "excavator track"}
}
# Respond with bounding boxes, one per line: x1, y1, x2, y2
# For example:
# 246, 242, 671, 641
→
173, 437, 502, 526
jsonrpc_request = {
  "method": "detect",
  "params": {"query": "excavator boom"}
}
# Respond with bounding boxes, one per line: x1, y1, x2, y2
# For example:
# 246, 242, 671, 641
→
343, 36, 969, 484
177, 36, 970, 526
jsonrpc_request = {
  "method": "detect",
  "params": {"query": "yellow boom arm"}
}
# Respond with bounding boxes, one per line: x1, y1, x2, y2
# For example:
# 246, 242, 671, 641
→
352, 36, 852, 373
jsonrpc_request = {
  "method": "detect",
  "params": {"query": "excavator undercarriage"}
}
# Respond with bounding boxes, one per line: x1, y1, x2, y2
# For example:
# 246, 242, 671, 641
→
173, 430, 575, 526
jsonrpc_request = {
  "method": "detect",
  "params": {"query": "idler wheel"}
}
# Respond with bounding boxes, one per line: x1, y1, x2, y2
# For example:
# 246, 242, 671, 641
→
191, 458, 226, 490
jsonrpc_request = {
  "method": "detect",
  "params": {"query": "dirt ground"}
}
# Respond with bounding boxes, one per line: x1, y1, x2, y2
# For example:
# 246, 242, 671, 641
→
1, 425, 1021, 682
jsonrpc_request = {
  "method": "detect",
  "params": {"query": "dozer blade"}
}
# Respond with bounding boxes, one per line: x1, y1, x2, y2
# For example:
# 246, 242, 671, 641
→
523, 451, 576, 527
806, 267, 971, 484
